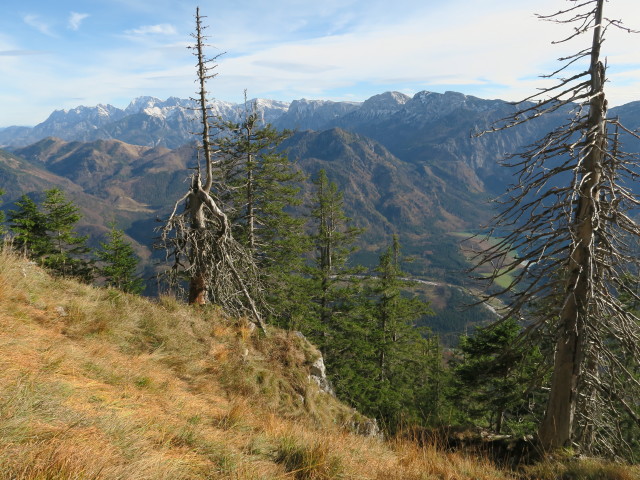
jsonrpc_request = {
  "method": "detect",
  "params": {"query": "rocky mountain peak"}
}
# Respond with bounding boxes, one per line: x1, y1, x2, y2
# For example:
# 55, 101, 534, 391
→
361, 91, 411, 112
49, 103, 121, 122
274, 99, 362, 131
125, 96, 163, 114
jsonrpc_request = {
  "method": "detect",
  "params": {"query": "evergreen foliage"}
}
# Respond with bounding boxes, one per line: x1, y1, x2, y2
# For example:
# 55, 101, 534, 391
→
452, 318, 543, 434
360, 237, 440, 431
97, 224, 144, 294
9, 188, 92, 281
216, 102, 310, 326
306, 169, 364, 347
0, 189, 6, 238
9, 193, 49, 255
41, 188, 93, 280
303, 225, 446, 433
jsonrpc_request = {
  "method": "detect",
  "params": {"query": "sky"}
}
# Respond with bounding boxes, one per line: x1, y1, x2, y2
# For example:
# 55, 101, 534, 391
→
1, 0, 639, 127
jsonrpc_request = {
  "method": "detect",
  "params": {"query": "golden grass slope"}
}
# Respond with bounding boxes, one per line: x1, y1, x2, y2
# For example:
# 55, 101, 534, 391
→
2, 249, 636, 480
0, 249, 516, 479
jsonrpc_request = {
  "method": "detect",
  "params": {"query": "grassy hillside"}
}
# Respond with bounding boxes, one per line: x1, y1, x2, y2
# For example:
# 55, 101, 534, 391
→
0, 249, 515, 479
1, 249, 638, 479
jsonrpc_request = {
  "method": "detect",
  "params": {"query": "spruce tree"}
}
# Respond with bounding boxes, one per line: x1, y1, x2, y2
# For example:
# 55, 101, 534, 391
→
473, 0, 640, 452
9, 194, 49, 256
159, 8, 265, 332
216, 100, 309, 326
41, 188, 93, 281
9, 188, 92, 281
307, 169, 363, 352
365, 236, 434, 431
452, 318, 543, 434
97, 224, 144, 294
416, 334, 454, 426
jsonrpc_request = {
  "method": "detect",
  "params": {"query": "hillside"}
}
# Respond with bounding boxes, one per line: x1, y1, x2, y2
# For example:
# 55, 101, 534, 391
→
3, 250, 639, 479
0, 249, 522, 479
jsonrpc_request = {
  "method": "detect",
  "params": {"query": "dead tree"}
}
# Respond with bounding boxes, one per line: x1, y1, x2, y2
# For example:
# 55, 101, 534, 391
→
158, 8, 266, 333
473, 0, 640, 455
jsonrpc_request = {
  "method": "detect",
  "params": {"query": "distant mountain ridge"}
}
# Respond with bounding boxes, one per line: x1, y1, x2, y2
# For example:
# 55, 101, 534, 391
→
0, 96, 291, 148
3, 89, 637, 157
0, 90, 519, 150
3, 89, 640, 244
3, 89, 640, 341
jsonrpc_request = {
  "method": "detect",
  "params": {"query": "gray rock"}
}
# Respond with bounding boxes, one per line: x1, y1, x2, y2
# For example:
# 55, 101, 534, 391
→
309, 355, 334, 395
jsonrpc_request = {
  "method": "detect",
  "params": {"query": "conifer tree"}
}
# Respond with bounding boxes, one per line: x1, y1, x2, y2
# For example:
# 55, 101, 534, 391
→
216, 99, 309, 325
474, 0, 640, 453
97, 224, 144, 294
307, 169, 363, 351
452, 318, 543, 434
41, 188, 92, 281
159, 8, 265, 332
366, 236, 434, 430
9, 188, 92, 281
9, 194, 49, 256
317, 234, 441, 433
417, 334, 453, 426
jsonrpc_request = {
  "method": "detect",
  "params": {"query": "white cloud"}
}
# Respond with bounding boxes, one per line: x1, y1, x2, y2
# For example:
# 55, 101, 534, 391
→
126, 24, 177, 36
23, 14, 55, 37
68, 12, 90, 31
208, 0, 640, 106
2, 0, 640, 127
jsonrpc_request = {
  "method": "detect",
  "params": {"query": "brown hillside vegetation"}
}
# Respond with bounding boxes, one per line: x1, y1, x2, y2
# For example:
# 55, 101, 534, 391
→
0, 250, 637, 479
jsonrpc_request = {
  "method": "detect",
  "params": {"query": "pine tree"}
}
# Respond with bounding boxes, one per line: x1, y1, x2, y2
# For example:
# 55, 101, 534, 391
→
97, 224, 144, 294
216, 99, 310, 325
307, 169, 364, 351
9, 189, 92, 281
452, 318, 543, 434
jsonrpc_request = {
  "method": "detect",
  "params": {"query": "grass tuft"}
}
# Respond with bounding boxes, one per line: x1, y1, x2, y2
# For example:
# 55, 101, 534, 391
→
275, 435, 343, 480
524, 456, 640, 480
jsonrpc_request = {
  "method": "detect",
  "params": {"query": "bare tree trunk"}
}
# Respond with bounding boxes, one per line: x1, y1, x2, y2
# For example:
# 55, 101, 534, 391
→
247, 150, 255, 251
159, 8, 267, 334
539, 0, 606, 449
187, 8, 215, 305
473, 0, 640, 456
189, 272, 207, 304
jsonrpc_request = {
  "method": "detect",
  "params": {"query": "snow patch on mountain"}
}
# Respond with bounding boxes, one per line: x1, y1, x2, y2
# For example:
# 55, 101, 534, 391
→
274, 99, 361, 131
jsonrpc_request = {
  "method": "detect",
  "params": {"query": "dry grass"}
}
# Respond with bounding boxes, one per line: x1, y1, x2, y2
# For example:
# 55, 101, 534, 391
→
522, 455, 640, 480
0, 249, 636, 479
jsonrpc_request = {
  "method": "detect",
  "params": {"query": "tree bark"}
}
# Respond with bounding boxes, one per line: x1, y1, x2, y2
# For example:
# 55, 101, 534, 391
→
539, 0, 606, 449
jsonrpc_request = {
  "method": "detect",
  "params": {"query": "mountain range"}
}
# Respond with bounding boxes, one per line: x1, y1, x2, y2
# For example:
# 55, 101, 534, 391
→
2, 89, 639, 340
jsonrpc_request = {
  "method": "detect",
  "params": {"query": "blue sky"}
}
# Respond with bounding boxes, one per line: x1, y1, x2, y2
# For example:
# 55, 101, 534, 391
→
1, 0, 639, 126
